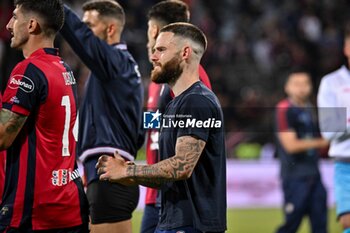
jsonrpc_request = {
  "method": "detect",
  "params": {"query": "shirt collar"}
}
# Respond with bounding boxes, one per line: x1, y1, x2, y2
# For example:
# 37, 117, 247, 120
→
29, 48, 59, 58
112, 43, 127, 50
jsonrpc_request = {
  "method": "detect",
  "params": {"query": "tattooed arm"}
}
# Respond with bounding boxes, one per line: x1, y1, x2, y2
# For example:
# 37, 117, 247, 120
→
97, 136, 206, 188
0, 109, 27, 150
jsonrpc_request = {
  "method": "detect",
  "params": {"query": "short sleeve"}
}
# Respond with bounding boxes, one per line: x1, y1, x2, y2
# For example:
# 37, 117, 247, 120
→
2, 62, 47, 116
176, 94, 220, 142
276, 106, 295, 132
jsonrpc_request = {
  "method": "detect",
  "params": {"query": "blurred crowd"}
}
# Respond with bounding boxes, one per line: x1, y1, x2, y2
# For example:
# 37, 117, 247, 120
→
0, 0, 349, 158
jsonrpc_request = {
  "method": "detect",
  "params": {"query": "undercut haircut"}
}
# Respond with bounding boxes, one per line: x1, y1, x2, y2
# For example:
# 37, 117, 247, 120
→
14, 0, 64, 36
148, 0, 189, 25
82, 0, 125, 27
160, 22, 207, 56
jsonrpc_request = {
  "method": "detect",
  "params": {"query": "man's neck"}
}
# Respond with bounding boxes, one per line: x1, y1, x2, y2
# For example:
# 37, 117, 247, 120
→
22, 37, 54, 58
289, 97, 308, 107
170, 67, 199, 97
106, 35, 120, 45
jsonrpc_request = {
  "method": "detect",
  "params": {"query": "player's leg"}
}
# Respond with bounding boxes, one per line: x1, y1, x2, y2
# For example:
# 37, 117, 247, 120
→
86, 180, 139, 233
140, 204, 160, 233
89, 220, 132, 233
308, 177, 327, 233
276, 178, 308, 233
334, 162, 350, 232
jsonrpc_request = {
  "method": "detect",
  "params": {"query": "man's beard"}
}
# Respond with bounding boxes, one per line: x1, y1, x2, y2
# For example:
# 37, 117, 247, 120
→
151, 55, 183, 85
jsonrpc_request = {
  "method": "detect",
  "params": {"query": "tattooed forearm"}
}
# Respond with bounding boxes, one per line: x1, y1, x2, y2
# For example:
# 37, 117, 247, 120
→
0, 109, 26, 134
126, 136, 206, 188
126, 164, 174, 188
0, 109, 27, 149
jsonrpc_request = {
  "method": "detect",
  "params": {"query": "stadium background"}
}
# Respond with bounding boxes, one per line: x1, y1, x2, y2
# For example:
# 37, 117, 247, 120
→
0, 0, 348, 232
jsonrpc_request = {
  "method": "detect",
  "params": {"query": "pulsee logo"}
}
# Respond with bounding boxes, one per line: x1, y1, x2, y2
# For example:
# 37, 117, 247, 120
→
8, 75, 35, 93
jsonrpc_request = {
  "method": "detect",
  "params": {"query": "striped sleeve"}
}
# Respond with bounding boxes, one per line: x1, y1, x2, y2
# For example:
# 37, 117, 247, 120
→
3, 61, 47, 116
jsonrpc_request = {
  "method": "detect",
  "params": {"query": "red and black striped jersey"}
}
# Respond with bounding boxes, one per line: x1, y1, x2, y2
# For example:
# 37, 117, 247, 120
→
0, 94, 5, 205
0, 48, 87, 230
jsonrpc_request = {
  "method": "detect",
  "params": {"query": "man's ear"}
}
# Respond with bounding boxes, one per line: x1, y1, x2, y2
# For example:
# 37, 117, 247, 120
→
28, 18, 41, 34
150, 24, 159, 40
107, 23, 115, 37
182, 46, 192, 60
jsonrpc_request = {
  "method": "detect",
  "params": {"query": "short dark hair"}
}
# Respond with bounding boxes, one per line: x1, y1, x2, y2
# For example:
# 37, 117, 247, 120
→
148, 0, 189, 25
284, 66, 311, 85
83, 0, 125, 26
160, 22, 207, 53
288, 66, 310, 77
14, 0, 64, 36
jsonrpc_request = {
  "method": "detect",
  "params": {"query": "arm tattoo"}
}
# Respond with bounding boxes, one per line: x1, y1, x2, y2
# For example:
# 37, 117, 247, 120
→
0, 109, 27, 147
126, 136, 206, 188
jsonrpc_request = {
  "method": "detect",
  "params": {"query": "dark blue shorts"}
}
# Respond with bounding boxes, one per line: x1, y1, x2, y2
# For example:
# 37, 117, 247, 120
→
140, 204, 160, 233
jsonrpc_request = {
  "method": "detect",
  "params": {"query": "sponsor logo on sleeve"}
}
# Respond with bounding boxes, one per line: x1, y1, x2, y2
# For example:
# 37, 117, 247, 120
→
10, 96, 20, 104
8, 75, 35, 93
0, 206, 9, 216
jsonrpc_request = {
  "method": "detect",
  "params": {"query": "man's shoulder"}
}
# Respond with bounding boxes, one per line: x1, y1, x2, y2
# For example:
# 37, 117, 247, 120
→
113, 44, 135, 60
8, 59, 46, 86
183, 84, 219, 107
275, 99, 296, 123
276, 99, 290, 108
11, 59, 33, 74
322, 66, 347, 82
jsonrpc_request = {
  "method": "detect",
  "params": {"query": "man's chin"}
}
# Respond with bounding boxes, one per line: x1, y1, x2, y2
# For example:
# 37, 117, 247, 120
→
10, 42, 20, 49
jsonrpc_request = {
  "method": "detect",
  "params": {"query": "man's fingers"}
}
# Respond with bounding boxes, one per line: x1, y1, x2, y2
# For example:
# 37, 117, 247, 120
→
97, 166, 105, 175
113, 151, 125, 162
126, 161, 135, 165
96, 155, 109, 168
99, 173, 109, 181
100, 155, 109, 162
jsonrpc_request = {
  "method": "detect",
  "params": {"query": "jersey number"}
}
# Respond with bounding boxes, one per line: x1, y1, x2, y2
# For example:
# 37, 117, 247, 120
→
61, 95, 71, 156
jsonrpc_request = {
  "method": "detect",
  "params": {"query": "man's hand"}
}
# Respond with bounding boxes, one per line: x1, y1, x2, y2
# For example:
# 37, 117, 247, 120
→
96, 151, 135, 185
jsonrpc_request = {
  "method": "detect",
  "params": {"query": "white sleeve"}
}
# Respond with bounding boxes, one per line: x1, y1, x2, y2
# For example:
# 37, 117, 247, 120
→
317, 77, 347, 140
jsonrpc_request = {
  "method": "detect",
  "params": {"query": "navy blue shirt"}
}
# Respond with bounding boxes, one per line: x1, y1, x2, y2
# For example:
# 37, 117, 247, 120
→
275, 99, 321, 179
60, 6, 144, 183
158, 82, 227, 232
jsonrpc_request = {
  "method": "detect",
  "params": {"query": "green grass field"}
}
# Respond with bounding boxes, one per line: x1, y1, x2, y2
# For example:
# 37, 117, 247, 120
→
132, 208, 341, 233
